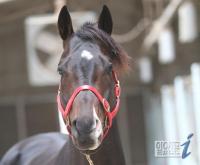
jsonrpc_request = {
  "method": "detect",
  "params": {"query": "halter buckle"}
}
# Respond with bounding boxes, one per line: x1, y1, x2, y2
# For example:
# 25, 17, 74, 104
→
115, 82, 121, 98
103, 98, 110, 112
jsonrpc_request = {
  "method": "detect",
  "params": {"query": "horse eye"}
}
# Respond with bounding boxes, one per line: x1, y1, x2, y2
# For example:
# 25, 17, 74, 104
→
107, 64, 113, 73
57, 68, 64, 76
111, 49, 117, 57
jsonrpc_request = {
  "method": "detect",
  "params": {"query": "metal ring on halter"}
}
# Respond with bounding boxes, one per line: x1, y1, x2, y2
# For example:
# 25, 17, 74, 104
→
116, 80, 120, 86
114, 82, 121, 98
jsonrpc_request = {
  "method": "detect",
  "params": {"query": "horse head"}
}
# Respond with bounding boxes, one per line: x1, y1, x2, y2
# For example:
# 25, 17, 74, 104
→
57, 5, 129, 152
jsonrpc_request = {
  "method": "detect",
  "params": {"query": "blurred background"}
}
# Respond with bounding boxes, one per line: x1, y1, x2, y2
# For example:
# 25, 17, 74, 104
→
0, 0, 200, 165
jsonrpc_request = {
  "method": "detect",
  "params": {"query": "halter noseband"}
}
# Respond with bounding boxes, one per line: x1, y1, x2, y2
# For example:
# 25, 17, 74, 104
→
56, 70, 121, 139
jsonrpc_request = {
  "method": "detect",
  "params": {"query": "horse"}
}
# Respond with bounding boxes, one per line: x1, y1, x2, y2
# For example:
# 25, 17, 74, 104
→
0, 5, 130, 165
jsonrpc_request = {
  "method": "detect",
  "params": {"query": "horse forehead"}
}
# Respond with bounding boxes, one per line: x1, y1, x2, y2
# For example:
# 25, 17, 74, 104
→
81, 50, 94, 60
73, 47, 100, 64
70, 37, 101, 56
67, 39, 105, 68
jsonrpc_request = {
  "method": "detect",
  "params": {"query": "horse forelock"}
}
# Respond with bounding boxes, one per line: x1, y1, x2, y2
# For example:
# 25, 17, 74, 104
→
74, 22, 130, 74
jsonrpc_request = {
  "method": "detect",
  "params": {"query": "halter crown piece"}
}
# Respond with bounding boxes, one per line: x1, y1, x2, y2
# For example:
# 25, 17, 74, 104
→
57, 70, 121, 139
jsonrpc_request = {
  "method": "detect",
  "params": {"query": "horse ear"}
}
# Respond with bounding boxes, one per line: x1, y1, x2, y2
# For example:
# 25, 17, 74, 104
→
98, 5, 113, 35
57, 6, 74, 40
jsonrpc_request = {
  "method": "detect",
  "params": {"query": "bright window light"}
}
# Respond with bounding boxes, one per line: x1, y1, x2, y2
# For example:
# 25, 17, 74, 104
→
0, 0, 13, 4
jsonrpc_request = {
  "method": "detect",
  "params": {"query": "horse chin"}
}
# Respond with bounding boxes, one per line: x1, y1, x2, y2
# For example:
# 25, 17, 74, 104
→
80, 142, 100, 151
72, 134, 103, 152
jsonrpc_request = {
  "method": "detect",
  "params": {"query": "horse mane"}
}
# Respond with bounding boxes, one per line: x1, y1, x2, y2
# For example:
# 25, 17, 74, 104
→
75, 22, 130, 74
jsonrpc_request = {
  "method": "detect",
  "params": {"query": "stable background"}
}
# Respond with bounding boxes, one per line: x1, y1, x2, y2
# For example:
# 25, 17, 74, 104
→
0, 0, 200, 165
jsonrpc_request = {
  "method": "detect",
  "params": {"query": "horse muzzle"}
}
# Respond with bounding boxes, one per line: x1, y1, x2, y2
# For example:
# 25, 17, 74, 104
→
71, 117, 103, 150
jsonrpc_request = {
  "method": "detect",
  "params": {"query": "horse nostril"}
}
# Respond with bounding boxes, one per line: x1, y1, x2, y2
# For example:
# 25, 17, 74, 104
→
96, 119, 99, 126
75, 118, 97, 134
72, 120, 77, 128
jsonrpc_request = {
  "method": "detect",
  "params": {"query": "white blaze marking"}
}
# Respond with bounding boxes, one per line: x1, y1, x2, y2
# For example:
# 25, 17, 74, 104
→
87, 106, 102, 150
58, 111, 68, 134
92, 106, 102, 137
93, 106, 99, 125
81, 50, 94, 60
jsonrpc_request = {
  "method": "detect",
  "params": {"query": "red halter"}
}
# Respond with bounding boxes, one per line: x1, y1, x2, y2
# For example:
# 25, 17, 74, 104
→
56, 70, 121, 139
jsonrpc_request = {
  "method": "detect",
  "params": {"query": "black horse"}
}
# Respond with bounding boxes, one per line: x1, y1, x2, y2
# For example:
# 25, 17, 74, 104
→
1, 5, 130, 165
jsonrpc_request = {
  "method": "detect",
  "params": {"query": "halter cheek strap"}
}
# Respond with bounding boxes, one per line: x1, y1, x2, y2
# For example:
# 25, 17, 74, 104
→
56, 70, 121, 139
